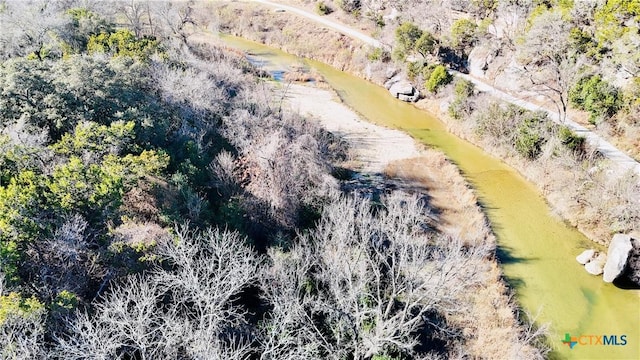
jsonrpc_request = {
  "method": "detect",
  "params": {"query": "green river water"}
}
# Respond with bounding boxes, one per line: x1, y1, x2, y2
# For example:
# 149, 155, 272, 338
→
220, 35, 640, 359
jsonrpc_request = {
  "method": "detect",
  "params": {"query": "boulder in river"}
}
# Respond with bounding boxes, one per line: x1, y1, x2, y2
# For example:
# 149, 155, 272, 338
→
585, 254, 606, 275
388, 81, 419, 102
576, 249, 596, 265
603, 234, 633, 283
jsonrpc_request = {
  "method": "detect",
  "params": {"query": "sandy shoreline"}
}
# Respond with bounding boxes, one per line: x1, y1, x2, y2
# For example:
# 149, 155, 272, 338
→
280, 83, 421, 174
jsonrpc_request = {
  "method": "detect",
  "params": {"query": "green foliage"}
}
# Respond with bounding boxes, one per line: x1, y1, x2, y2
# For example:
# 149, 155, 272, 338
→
336, 0, 361, 13
0, 56, 163, 142
594, 0, 640, 44
421, 63, 438, 80
47, 157, 124, 212
569, 28, 603, 60
621, 77, 640, 119
0, 292, 44, 325
367, 47, 389, 62
52, 121, 137, 158
372, 355, 398, 360
525, 3, 564, 30
87, 29, 161, 61
569, 75, 621, 123
394, 22, 423, 60
372, 13, 385, 28
0, 171, 44, 281
65, 8, 114, 55
450, 19, 478, 50
0, 171, 42, 242
454, 78, 475, 98
51, 290, 78, 317
407, 61, 426, 81
449, 78, 475, 119
515, 112, 547, 160
0, 241, 19, 284
469, 0, 498, 18
414, 31, 437, 58
425, 65, 452, 93
316, 1, 332, 15
558, 126, 586, 153
475, 104, 553, 160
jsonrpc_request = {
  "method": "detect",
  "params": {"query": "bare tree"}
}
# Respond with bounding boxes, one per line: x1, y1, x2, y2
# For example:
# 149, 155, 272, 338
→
54, 226, 259, 359
31, 214, 95, 298
0, 0, 69, 60
259, 193, 492, 359
220, 106, 338, 228
516, 10, 579, 122
118, 0, 147, 38
149, 0, 196, 44
258, 242, 328, 359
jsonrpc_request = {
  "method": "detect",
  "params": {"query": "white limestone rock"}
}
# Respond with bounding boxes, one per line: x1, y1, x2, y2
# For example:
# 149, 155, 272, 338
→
585, 254, 606, 275
603, 234, 633, 283
576, 249, 596, 265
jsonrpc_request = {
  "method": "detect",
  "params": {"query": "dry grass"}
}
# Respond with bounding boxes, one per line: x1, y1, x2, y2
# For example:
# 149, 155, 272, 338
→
283, 66, 325, 82
385, 154, 493, 248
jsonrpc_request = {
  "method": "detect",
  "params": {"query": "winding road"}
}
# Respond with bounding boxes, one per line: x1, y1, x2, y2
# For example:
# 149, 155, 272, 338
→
246, 0, 640, 176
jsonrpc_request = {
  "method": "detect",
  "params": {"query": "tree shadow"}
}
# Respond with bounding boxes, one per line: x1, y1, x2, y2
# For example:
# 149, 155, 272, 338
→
495, 245, 534, 291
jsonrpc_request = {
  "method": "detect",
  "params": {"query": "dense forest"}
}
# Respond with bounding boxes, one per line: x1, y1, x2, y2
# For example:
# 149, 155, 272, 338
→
0, 1, 548, 359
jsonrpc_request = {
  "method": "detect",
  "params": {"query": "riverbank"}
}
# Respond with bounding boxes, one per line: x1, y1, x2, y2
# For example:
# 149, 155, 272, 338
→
211, 1, 369, 76
280, 82, 545, 359
207, 0, 639, 249
207, 32, 639, 359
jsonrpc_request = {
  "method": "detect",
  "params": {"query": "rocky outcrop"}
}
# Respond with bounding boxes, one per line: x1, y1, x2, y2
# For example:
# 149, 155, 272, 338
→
386, 79, 419, 102
576, 249, 596, 265
626, 234, 640, 285
603, 234, 633, 283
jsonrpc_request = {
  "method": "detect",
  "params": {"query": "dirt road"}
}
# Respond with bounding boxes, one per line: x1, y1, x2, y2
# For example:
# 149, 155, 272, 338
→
247, 0, 640, 176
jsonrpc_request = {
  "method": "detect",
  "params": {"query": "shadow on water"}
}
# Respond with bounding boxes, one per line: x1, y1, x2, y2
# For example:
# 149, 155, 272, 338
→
495, 245, 536, 265
495, 245, 533, 291
499, 271, 526, 291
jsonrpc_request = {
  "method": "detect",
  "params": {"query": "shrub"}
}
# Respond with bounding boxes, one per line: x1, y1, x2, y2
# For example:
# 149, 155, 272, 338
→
407, 61, 426, 80
426, 65, 452, 93
558, 126, 586, 154
515, 112, 547, 160
87, 29, 161, 61
0, 292, 44, 325
394, 22, 422, 60
336, 0, 361, 13
569, 75, 621, 124
454, 78, 475, 98
415, 31, 437, 58
448, 78, 475, 119
367, 47, 389, 62
316, 1, 332, 15
450, 19, 478, 51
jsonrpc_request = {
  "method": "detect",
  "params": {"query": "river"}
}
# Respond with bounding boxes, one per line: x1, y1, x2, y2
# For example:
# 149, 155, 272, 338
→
218, 35, 639, 359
